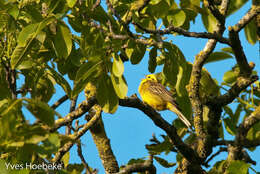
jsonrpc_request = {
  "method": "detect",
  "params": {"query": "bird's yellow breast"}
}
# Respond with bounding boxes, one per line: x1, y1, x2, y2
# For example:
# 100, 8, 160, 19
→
138, 81, 167, 111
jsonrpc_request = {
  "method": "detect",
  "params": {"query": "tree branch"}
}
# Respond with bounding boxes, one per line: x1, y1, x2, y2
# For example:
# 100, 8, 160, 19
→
119, 96, 201, 164
188, 0, 228, 159
51, 95, 69, 109
207, 75, 258, 106
77, 142, 93, 174
86, 105, 119, 173
115, 156, 156, 174
205, 147, 227, 166
229, 29, 252, 76
232, 6, 260, 33
133, 23, 230, 45
50, 97, 97, 132
219, 0, 230, 16
205, 0, 225, 25
52, 110, 101, 163
66, 96, 78, 135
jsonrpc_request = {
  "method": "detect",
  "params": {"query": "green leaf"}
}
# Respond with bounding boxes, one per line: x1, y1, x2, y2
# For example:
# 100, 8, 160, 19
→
0, 159, 10, 174
7, 4, 19, 19
66, 164, 84, 173
208, 160, 226, 174
223, 70, 238, 84
17, 23, 38, 47
154, 156, 176, 168
111, 74, 128, 99
247, 122, 260, 141
146, 136, 172, 155
62, 152, 70, 168
16, 60, 34, 70
96, 74, 118, 113
11, 17, 54, 69
10, 41, 34, 69
223, 117, 237, 135
149, 0, 169, 18
223, 106, 234, 117
24, 99, 55, 126
73, 59, 103, 97
148, 47, 157, 73
1, 99, 23, 116
66, 0, 77, 8
128, 158, 146, 167
205, 52, 233, 64
150, 0, 162, 5
167, 9, 186, 27
126, 41, 146, 64
201, 8, 217, 33
226, 160, 250, 174
244, 19, 257, 45
47, 67, 72, 97
227, 0, 248, 16
112, 54, 124, 77
53, 22, 72, 59
75, 59, 103, 82
221, 47, 234, 54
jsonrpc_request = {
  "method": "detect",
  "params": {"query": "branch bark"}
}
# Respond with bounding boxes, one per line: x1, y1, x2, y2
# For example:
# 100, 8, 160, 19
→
119, 96, 201, 164
52, 109, 101, 163
115, 156, 155, 174
86, 105, 119, 174
51, 95, 69, 109
50, 97, 97, 132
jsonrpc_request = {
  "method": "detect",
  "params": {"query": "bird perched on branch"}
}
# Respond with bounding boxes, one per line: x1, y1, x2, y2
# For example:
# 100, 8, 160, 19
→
138, 74, 192, 129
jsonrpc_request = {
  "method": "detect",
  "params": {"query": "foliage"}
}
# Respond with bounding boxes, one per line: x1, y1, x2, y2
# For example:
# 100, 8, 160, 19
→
0, 0, 259, 173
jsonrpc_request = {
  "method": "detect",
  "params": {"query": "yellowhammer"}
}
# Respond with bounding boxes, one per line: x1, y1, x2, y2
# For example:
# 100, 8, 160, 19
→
138, 74, 191, 129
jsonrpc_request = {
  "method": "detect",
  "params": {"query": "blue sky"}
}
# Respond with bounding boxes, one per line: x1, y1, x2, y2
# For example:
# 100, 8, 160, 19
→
19, 0, 259, 173
64, 1, 259, 173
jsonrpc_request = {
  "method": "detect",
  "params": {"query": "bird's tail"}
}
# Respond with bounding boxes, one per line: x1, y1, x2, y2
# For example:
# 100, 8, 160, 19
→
167, 103, 192, 129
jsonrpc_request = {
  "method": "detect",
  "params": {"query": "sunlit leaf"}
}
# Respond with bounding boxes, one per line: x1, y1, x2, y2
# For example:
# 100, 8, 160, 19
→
167, 9, 186, 27
244, 19, 257, 45
111, 74, 128, 99
96, 74, 118, 113
227, 0, 248, 16
205, 52, 233, 64
24, 98, 55, 126
112, 53, 124, 77
201, 8, 217, 32
223, 70, 238, 84
66, 0, 77, 8
47, 67, 72, 97
53, 22, 72, 59
154, 156, 176, 168
226, 160, 250, 174
223, 118, 237, 136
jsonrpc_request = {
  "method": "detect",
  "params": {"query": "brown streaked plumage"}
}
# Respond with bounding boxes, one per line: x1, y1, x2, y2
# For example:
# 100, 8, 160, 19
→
138, 74, 191, 129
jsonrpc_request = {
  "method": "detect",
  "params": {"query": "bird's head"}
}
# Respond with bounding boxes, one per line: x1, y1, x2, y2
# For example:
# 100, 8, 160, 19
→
141, 74, 158, 83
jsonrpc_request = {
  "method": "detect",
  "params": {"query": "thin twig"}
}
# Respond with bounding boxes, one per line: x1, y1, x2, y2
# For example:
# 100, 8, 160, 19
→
205, 147, 227, 165
50, 98, 97, 132
133, 22, 230, 45
77, 142, 92, 174
232, 6, 260, 33
66, 96, 78, 135
52, 111, 101, 163
119, 96, 201, 164
51, 95, 69, 109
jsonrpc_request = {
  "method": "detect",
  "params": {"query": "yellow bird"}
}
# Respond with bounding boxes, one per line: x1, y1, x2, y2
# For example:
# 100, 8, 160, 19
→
138, 74, 191, 129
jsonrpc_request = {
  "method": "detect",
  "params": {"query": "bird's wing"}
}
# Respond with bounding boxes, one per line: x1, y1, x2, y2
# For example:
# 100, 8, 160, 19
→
148, 81, 177, 103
